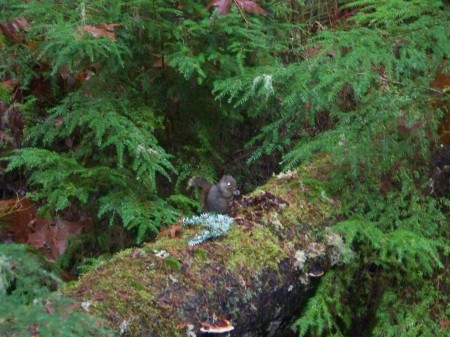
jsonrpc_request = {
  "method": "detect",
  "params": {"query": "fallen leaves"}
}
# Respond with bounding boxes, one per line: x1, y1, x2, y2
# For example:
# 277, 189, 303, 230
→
27, 218, 86, 261
115, 290, 132, 300
1, 78, 20, 92
231, 191, 290, 231
206, 0, 266, 16
0, 17, 29, 42
0, 78, 24, 147
0, 197, 89, 262
0, 197, 34, 241
77, 23, 121, 42
157, 223, 183, 239
431, 65, 450, 144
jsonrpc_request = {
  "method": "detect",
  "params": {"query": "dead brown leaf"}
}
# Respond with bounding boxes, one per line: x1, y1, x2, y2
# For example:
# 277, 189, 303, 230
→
27, 218, 87, 262
0, 198, 36, 242
206, 0, 266, 16
115, 290, 131, 299
0, 17, 29, 42
78, 23, 121, 42
0, 197, 88, 262
1, 78, 20, 92
157, 224, 182, 239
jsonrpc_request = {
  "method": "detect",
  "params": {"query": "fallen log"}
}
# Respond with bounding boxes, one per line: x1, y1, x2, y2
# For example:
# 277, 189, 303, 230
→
68, 166, 345, 336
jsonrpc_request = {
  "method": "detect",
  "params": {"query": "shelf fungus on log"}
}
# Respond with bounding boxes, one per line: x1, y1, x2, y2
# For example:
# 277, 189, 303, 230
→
199, 318, 234, 333
67, 165, 347, 337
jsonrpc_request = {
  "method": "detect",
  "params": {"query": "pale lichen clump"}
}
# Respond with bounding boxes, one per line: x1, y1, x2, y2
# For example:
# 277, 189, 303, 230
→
261, 211, 284, 231
182, 213, 234, 246
294, 250, 307, 270
293, 243, 326, 285
186, 324, 196, 337
275, 170, 299, 181
326, 231, 354, 265
305, 242, 327, 260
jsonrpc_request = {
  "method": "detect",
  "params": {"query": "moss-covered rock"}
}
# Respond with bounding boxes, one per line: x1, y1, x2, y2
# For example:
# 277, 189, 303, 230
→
67, 165, 342, 336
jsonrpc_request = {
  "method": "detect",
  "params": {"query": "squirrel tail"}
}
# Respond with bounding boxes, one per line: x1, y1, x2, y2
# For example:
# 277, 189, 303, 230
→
188, 177, 212, 210
188, 176, 211, 189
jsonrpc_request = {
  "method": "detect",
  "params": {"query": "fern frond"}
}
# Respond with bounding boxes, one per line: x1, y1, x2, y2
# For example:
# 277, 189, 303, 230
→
98, 192, 178, 243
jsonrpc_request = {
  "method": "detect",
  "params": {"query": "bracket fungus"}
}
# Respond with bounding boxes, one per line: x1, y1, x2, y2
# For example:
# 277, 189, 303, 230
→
199, 319, 235, 334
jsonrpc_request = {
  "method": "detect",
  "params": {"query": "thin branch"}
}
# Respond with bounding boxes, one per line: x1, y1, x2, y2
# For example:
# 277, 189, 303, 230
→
379, 75, 444, 95
357, 72, 445, 96
233, 0, 250, 27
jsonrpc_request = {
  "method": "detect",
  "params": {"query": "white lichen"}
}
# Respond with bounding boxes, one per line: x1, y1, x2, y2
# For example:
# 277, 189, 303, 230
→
119, 320, 130, 336
326, 231, 354, 265
168, 274, 179, 284
293, 250, 307, 270
80, 300, 92, 312
136, 144, 160, 156
186, 324, 196, 337
306, 242, 326, 259
182, 213, 234, 246
252, 74, 274, 97
276, 170, 299, 180
320, 190, 333, 203
271, 215, 284, 231
153, 250, 170, 258
299, 274, 309, 285
261, 212, 284, 231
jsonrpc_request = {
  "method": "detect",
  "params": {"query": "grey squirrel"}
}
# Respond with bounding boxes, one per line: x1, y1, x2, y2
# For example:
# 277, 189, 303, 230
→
188, 175, 240, 214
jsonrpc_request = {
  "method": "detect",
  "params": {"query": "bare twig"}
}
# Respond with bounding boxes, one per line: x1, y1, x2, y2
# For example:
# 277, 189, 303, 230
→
357, 72, 445, 96
233, 0, 250, 27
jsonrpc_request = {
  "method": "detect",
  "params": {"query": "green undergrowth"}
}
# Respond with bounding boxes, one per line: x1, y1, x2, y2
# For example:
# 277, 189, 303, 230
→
0, 244, 114, 337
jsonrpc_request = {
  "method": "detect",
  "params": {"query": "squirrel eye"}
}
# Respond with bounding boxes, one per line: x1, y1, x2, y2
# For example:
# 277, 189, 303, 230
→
227, 182, 231, 186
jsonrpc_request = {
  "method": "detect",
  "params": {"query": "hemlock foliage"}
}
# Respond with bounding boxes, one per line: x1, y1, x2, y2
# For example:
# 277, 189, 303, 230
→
0, 0, 449, 336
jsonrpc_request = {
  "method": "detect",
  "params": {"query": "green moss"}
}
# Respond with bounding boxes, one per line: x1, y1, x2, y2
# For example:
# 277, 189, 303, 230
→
264, 169, 341, 229
193, 248, 209, 261
130, 279, 146, 291
147, 230, 192, 252
82, 266, 180, 336
164, 256, 182, 270
225, 226, 286, 272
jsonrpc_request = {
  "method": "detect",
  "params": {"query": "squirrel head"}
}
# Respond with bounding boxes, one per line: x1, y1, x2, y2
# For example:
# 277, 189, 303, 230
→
219, 175, 240, 198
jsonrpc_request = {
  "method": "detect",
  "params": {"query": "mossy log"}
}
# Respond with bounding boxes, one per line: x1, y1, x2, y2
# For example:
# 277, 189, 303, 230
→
68, 166, 344, 337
